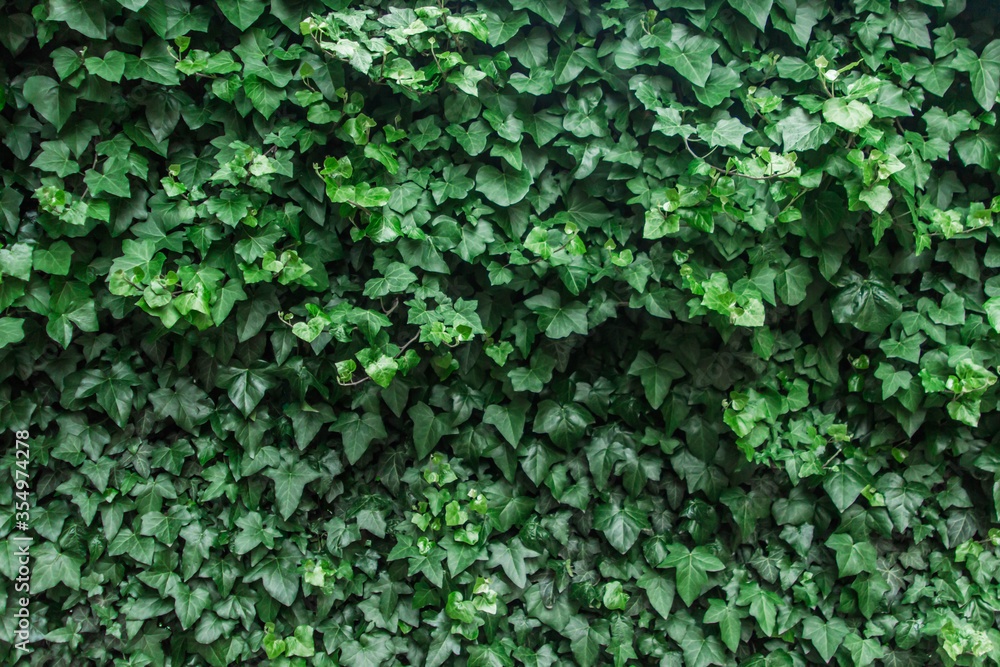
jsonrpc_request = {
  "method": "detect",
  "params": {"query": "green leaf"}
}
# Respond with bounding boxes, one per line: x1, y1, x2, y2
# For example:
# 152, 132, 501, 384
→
524, 290, 589, 339
22, 76, 77, 131
843, 633, 884, 667
218, 367, 270, 416
84, 51, 126, 82
823, 464, 868, 512
594, 500, 649, 554
659, 544, 725, 606
954, 40, 1000, 111
655, 25, 719, 87
210, 280, 247, 326
0, 243, 33, 280
637, 568, 675, 619
356, 347, 398, 387
778, 108, 835, 151
703, 599, 743, 652
409, 402, 452, 459
562, 616, 608, 667
31, 542, 82, 593
728, 0, 773, 31
802, 616, 849, 662
679, 633, 727, 667
483, 402, 526, 446
698, 117, 750, 148
831, 274, 901, 334
171, 582, 211, 630
475, 165, 532, 206
332, 411, 387, 465
31, 141, 79, 177
825, 533, 877, 577
340, 635, 394, 667
822, 98, 873, 132
49, 0, 107, 38
216, 0, 266, 30
532, 400, 594, 450
285, 626, 315, 658
628, 351, 684, 409
0, 318, 25, 348
264, 456, 321, 520
487, 538, 539, 588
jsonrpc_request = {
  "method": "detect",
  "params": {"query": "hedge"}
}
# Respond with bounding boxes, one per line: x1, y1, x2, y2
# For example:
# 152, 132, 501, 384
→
2, 0, 1000, 665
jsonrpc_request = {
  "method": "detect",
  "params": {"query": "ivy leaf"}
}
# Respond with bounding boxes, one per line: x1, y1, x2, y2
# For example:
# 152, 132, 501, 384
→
264, 456, 321, 520
698, 117, 750, 148
831, 274, 902, 334
217, 366, 271, 416
562, 616, 608, 667
842, 633, 884, 667
637, 568, 675, 619
31, 542, 83, 593
484, 402, 526, 446
32, 241, 73, 275
825, 533, 877, 577
703, 599, 743, 652
487, 538, 539, 588
823, 464, 868, 512
728, 0, 773, 31
49, 0, 107, 39
532, 400, 594, 450
679, 633, 727, 667
332, 411, 387, 465
594, 500, 649, 553
475, 164, 532, 206
953, 41, 1000, 111
802, 616, 849, 662
655, 25, 718, 87
0, 318, 25, 348
659, 544, 725, 606
778, 108, 834, 151
822, 98, 873, 132
22, 76, 77, 131
340, 635, 394, 667
217, 0, 266, 30
84, 51, 126, 82
171, 582, 211, 630
524, 290, 589, 339
627, 351, 684, 409
409, 402, 453, 459
31, 141, 79, 177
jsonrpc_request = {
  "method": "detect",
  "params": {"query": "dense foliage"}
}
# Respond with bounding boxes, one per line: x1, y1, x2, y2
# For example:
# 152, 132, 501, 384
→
3, 0, 1000, 665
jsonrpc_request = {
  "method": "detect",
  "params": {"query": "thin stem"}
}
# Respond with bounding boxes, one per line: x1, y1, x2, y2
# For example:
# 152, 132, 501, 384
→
339, 332, 422, 388
821, 447, 842, 470
819, 75, 834, 99
683, 137, 794, 181
504, 235, 576, 269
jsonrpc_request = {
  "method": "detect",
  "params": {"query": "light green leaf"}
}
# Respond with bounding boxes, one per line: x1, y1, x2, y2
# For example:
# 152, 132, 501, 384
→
822, 98, 873, 132
84, 51, 126, 82
656, 25, 718, 87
